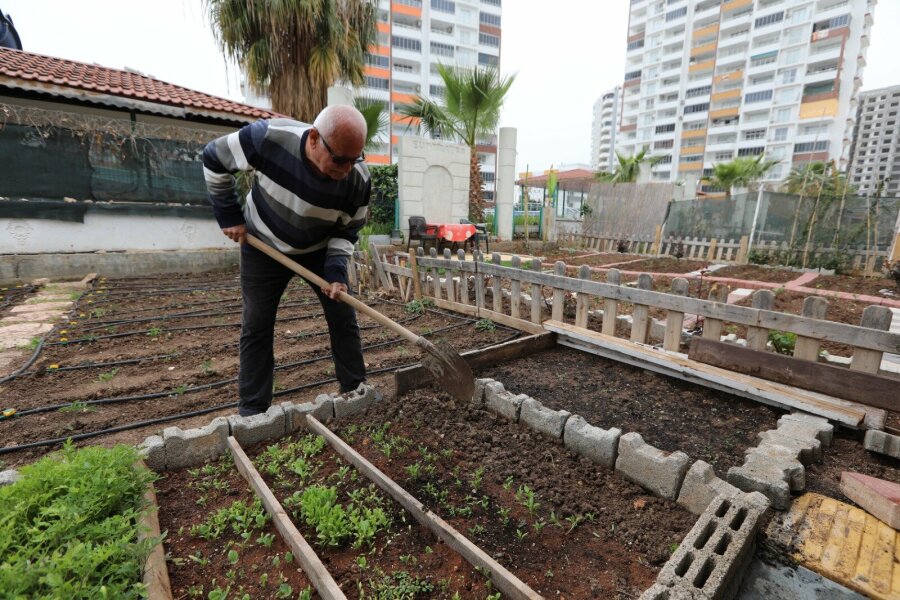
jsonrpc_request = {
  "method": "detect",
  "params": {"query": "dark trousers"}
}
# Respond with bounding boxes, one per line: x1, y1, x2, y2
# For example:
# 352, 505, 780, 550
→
238, 243, 366, 416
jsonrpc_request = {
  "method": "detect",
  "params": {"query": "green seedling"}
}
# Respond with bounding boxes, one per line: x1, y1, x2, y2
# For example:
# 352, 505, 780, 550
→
470, 466, 485, 491
474, 318, 496, 332
497, 506, 511, 526
514, 528, 528, 542
566, 514, 584, 534
147, 327, 162, 337
96, 368, 119, 383
405, 462, 422, 480
502, 475, 514, 490
58, 400, 96, 414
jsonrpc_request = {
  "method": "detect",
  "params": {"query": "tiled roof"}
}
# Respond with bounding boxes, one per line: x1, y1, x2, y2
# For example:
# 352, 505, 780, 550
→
0, 46, 278, 121
517, 168, 597, 188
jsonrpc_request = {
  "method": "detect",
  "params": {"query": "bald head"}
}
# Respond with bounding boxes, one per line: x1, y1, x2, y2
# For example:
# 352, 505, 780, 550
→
313, 105, 368, 146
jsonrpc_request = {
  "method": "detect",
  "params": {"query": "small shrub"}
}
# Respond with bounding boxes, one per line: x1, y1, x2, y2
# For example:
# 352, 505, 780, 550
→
404, 298, 434, 315
769, 330, 796, 355
747, 248, 770, 266
474, 319, 496, 332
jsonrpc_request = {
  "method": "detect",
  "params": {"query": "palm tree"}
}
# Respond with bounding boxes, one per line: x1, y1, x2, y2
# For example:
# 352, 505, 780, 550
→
399, 64, 516, 221
709, 155, 778, 200
354, 96, 388, 152
783, 161, 853, 198
594, 148, 661, 184
204, 0, 377, 122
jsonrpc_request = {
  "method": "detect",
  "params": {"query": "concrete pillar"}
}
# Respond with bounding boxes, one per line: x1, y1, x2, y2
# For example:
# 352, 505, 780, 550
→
327, 85, 354, 107
496, 127, 517, 241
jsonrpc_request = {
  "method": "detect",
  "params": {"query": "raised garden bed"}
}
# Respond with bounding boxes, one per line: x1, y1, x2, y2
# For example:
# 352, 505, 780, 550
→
331, 388, 698, 598
606, 258, 711, 274
808, 274, 899, 298
710, 265, 802, 284
558, 253, 645, 268
803, 429, 900, 505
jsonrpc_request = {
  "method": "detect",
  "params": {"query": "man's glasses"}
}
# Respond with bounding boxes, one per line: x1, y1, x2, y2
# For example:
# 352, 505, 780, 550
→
318, 132, 366, 165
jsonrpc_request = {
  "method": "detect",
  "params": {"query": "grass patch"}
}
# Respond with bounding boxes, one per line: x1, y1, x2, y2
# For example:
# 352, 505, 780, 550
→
0, 442, 156, 598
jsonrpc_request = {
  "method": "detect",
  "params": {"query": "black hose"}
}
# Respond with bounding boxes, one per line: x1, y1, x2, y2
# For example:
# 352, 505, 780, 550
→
0, 338, 44, 385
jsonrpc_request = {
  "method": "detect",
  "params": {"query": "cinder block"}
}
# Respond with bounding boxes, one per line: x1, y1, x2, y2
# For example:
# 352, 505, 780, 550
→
840, 471, 900, 529
757, 430, 822, 464
677, 460, 742, 516
228, 405, 286, 448
657, 492, 770, 599
471, 378, 494, 408
333, 383, 382, 418
163, 417, 230, 470
137, 434, 166, 472
563, 415, 621, 469
0, 469, 20, 487
727, 444, 804, 511
519, 397, 570, 439
864, 430, 900, 459
615, 432, 691, 501
777, 413, 833, 447
484, 381, 526, 422
283, 394, 334, 432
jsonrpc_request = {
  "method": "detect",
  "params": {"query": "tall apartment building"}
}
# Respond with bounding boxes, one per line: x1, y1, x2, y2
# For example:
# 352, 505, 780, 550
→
618, 0, 874, 188
848, 85, 900, 196
591, 86, 622, 172
363, 0, 502, 205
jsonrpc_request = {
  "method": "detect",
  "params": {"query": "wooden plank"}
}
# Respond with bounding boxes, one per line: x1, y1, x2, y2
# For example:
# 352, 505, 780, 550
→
510, 256, 522, 320
492, 253, 503, 313
688, 338, 900, 412
530, 258, 542, 324
394, 331, 557, 395
747, 290, 774, 352
409, 250, 422, 300
575, 265, 592, 329
429, 248, 441, 300
431, 297, 545, 335
475, 253, 486, 309
137, 462, 173, 600
851, 306, 892, 374
702, 283, 729, 341
457, 249, 469, 305
542, 320, 880, 429
305, 416, 544, 600
551, 261, 566, 322
411, 256, 900, 353
443, 249, 454, 301
664, 278, 688, 352
602, 269, 620, 337
794, 296, 828, 361
630, 274, 654, 344
370, 243, 392, 291
227, 437, 347, 600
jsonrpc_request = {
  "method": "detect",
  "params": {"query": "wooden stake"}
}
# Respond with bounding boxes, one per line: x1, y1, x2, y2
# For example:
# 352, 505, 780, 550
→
746, 290, 774, 351
409, 250, 422, 300
630, 274, 654, 344
510, 255, 522, 320
851, 306, 892, 374
602, 269, 620, 337
551, 261, 566, 322
664, 278, 688, 352
137, 462, 173, 600
793, 296, 828, 361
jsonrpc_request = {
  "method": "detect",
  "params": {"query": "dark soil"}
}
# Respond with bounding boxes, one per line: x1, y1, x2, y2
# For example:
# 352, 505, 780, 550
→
156, 457, 314, 598
613, 258, 711, 274
559, 253, 646, 268
711, 265, 802, 284
0, 271, 515, 468
478, 346, 782, 473
333, 388, 698, 599
804, 429, 900, 504
808, 274, 900, 299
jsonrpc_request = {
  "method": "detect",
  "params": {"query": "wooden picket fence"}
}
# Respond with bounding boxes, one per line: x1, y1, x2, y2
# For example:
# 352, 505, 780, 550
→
559, 232, 890, 273
363, 246, 897, 376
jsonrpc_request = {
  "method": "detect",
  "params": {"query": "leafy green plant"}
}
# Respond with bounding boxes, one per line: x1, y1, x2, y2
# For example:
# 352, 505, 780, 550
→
58, 400, 96, 414
190, 498, 268, 540
403, 298, 435, 315
0, 442, 156, 599
768, 330, 796, 355
97, 367, 119, 383
296, 485, 390, 549
147, 327, 162, 337
474, 319, 496, 332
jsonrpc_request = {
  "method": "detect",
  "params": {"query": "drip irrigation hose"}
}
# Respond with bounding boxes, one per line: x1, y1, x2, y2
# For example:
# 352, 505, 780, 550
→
0, 328, 523, 455
0, 339, 44, 385
20, 353, 183, 376
0, 284, 37, 310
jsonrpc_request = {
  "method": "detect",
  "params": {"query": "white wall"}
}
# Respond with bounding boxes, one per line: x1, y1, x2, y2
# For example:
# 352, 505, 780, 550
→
397, 136, 470, 236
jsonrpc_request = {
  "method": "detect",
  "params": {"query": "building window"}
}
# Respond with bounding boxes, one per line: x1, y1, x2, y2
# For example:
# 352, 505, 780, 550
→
685, 85, 712, 98
392, 36, 422, 52
749, 51, 778, 67
481, 0, 501, 6
665, 6, 687, 21
737, 146, 765, 156
395, 0, 422, 5
365, 54, 389, 68
780, 68, 797, 84
794, 141, 829, 153
655, 155, 673, 164
432, 0, 456, 12
812, 14, 850, 32
803, 81, 835, 97
479, 11, 500, 25
478, 52, 498, 66
743, 129, 766, 140
754, 11, 784, 28
654, 139, 674, 149
625, 70, 642, 81
429, 84, 446, 97
365, 76, 390, 90
744, 90, 773, 103
431, 41, 455, 56
773, 127, 788, 141
684, 121, 706, 130
627, 39, 645, 50
478, 33, 499, 46
655, 123, 676, 134
684, 103, 709, 114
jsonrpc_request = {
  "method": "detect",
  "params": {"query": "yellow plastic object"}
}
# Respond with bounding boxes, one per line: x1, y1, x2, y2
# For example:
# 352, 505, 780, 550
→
768, 493, 899, 599
0, 408, 16, 420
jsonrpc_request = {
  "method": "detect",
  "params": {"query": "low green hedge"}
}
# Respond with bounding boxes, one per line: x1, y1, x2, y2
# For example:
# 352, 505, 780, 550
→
0, 442, 156, 599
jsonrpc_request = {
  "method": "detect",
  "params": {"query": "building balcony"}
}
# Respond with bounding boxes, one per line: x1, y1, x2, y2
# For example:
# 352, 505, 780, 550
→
714, 69, 743, 84
721, 0, 752, 12
711, 88, 742, 103
689, 59, 716, 74
693, 22, 719, 40
811, 25, 849, 44
691, 41, 718, 58
682, 128, 708, 140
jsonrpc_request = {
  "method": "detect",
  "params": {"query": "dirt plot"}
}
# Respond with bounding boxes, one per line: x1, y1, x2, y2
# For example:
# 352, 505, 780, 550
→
156, 458, 315, 599
710, 265, 802, 284
610, 258, 710, 274
478, 346, 782, 473
557, 253, 645, 268
803, 429, 900, 505
0, 271, 515, 467
809, 274, 899, 298
332, 389, 697, 598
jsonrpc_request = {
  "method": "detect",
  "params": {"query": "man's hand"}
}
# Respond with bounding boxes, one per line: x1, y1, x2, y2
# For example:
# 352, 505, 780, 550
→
322, 282, 348, 301
222, 224, 247, 244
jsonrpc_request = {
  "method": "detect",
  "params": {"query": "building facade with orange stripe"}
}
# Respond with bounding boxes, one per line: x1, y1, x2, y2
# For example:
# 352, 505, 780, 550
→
617, 0, 874, 191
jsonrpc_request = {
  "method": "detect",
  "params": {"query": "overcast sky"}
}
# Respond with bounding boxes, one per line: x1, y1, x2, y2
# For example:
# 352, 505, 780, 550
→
5, 0, 899, 174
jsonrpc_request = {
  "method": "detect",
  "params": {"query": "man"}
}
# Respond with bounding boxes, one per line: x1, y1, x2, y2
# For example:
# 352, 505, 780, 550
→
203, 105, 370, 417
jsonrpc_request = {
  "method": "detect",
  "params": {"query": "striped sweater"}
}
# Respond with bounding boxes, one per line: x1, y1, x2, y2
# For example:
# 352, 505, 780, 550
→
202, 118, 371, 285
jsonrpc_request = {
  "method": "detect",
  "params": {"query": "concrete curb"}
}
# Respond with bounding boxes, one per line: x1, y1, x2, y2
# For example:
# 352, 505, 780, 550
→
284, 395, 335, 432
649, 492, 771, 599
677, 460, 743, 516
615, 432, 691, 501
228, 405, 287, 448
519, 397, 570, 439
863, 429, 900, 459
333, 383, 382, 418
162, 417, 230, 471
0, 469, 20, 486
483, 381, 526, 421
563, 415, 621, 469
